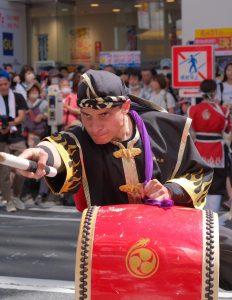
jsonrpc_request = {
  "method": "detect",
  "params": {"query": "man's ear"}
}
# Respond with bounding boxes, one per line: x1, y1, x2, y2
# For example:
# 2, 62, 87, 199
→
121, 99, 131, 114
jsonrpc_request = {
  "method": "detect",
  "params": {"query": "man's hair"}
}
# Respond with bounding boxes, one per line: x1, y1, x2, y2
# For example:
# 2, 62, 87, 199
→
200, 79, 217, 94
59, 66, 69, 72
3, 63, 13, 70
103, 64, 116, 74
128, 69, 142, 81
122, 68, 131, 76
151, 67, 157, 76
141, 67, 152, 73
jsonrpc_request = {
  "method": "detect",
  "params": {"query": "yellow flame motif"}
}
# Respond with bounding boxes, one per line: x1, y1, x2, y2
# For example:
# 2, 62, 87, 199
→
183, 168, 212, 205
126, 239, 159, 279
48, 133, 82, 193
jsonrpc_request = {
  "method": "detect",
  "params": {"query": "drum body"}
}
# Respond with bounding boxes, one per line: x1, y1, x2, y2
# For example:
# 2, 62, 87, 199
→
75, 204, 219, 300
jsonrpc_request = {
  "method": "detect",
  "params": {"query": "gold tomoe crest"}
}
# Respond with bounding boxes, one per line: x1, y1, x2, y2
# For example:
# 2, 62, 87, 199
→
126, 238, 159, 279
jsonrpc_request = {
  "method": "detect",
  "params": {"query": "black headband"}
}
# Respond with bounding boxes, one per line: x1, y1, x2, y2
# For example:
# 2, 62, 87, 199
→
77, 69, 129, 109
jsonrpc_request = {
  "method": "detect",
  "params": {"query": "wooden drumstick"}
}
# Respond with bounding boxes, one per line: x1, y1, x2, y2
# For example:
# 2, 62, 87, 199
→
0, 152, 57, 177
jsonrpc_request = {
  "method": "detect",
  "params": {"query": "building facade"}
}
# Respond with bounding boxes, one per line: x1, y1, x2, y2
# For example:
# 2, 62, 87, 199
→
1, 0, 232, 72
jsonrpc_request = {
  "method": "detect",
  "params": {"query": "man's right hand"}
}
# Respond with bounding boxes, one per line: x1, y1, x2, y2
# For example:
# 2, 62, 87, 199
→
18, 147, 48, 179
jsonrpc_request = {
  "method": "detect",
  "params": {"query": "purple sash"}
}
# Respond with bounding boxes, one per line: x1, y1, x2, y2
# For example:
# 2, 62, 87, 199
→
130, 110, 173, 208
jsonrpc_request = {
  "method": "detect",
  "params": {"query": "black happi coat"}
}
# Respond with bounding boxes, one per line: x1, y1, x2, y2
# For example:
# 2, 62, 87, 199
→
44, 101, 213, 210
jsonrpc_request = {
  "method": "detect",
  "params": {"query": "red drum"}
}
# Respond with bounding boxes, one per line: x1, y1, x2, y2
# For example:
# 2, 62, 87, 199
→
75, 204, 219, 300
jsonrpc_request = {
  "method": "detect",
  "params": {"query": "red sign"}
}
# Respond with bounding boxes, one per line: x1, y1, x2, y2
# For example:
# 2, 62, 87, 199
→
179, 88, 202, 98
95, 41, 102, 62
172, 45, 214, 88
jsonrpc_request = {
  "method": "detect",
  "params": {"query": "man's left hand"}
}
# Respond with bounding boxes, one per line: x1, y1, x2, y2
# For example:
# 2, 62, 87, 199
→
144, 179, 171, 201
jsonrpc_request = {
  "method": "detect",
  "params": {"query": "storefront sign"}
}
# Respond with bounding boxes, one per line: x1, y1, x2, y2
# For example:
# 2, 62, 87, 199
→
172, 45, 214, 88
195, 28, 232, 76
99, 51, 141, 68
195, 28, 232, 51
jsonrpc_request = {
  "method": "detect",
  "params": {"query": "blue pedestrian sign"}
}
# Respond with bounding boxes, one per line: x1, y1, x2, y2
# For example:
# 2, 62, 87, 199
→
172, 45, 214, 88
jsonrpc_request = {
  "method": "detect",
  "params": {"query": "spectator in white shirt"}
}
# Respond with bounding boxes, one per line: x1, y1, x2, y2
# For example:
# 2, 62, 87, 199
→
149, 73, 176, 113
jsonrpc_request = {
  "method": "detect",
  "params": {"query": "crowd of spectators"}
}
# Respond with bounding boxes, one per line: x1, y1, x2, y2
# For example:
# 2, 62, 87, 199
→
0, 60, 232, 213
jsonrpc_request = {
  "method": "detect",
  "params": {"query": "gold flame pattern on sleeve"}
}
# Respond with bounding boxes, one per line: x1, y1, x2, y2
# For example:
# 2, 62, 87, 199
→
44, 133, 82, 194
167, 168, 213, 209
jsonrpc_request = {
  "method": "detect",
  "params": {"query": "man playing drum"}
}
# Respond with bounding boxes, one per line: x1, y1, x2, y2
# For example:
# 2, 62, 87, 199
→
17, 69, 231, 291
19, 69, 212, 209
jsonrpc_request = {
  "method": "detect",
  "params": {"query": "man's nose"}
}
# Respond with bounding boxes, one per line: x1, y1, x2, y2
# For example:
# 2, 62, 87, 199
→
91, 121, 103, 134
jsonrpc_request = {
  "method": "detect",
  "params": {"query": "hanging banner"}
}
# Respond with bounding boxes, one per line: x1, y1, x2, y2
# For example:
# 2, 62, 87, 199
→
70, 27, 92, 64
3, 32, 13, 56
38, 34, 48, 61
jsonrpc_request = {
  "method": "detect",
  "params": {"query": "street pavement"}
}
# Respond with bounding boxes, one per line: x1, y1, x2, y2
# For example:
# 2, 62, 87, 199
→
0, 204, 80, 299
0, 203, 231, 299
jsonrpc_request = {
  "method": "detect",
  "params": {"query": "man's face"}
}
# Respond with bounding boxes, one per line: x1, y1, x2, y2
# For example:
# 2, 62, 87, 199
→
129, 75, 140, 88
81, 101, 130, 144
0, 77, 10, 96
60, 69, 69, 79
141, 71, 152, 85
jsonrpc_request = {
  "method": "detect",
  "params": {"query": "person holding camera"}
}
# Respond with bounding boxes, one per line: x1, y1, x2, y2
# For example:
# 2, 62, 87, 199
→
0, 70, 28, 212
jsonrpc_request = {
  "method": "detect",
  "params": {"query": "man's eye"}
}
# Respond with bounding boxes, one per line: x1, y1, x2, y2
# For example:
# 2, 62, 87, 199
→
101, 113, 109, 117
82, 113, 91, 119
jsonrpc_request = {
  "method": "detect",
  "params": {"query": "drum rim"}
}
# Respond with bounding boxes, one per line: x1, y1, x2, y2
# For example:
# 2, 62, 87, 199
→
202, 209, 219, 300
75, 206, 99, 300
